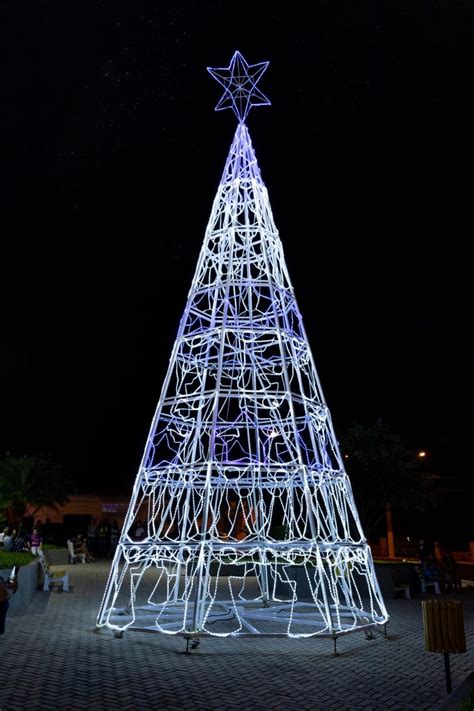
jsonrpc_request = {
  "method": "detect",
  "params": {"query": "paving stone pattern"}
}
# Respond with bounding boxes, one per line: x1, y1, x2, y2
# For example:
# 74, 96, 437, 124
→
0, 562, 473, 710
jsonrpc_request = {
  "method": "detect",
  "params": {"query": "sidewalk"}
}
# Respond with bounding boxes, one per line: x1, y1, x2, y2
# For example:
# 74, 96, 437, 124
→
1, 561, 473, 710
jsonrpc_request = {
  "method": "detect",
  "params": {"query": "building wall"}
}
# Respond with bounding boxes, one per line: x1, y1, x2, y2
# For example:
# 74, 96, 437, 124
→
29, 495, 131, 526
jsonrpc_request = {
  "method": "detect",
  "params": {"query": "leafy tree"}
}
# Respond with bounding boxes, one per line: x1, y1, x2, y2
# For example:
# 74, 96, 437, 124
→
0, 454, 70, 523
339, 420, 430, 538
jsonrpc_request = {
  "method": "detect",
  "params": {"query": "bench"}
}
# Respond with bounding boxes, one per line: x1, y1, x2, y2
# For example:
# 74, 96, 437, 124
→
391, 568, 411, 599
415, 565, 441, 594
40, 558, 69, 592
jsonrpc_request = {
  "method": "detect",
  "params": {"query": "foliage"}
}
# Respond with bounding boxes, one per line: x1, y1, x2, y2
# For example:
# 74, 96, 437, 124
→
460, 689, 474, 711
0, 454, 70, 523
270, 524, 289, 540
0, 551, 35, 569
340, 421, 431, 537
42, 543, 63, 550
0, 546, 62, 570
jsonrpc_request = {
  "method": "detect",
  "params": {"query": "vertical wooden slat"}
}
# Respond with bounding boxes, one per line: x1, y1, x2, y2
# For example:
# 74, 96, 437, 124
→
454, 602, 466, 653
432, 601, 442, 652
422, 601, 431, 651
439, 601, 449, 653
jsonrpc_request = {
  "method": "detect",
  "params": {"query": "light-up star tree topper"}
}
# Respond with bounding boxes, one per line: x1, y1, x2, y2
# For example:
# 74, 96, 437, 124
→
97, 51, 388, 643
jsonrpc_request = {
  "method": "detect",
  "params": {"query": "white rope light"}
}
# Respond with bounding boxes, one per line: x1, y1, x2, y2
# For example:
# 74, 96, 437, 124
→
97, 51, 388, 640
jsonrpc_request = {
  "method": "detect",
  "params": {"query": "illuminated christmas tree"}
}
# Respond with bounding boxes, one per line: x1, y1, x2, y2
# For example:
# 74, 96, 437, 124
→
97, 51, 388, 642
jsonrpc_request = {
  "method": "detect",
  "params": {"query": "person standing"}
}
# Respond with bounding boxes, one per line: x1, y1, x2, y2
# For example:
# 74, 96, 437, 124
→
87, 517, 98, 555
3, 529, 13, 552
97, 520, 110, 557
0, 527, 9, 549
441, 546, 459, 593
418, 539, 428, 564
109, 521, 120, 556
0, 570, 18, 635
134, 521, 145, 541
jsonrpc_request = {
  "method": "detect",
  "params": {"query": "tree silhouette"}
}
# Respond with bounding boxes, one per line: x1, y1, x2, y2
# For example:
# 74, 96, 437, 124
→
0, 454, 69, 523
340, 421, 428, 538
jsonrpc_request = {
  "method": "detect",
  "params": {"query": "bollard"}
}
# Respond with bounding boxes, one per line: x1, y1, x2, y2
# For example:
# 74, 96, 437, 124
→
422, 600, 466, 694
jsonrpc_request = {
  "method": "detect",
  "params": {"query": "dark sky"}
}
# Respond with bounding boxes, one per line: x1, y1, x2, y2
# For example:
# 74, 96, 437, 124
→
2, 1, 473, 491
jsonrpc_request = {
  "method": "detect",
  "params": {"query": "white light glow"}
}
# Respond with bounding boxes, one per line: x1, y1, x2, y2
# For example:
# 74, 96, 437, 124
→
97, 53, 388, 640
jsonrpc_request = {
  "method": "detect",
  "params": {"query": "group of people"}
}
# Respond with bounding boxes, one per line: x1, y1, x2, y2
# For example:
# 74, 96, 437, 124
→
0, 517, 129, 635
67, 518, 148, 557
68, 533, 95, 563
0, 527, 44, 556
85, 518, 121, 558
418, 539, 459, 593
0, 519, 124, 560
66, 519, 123, 561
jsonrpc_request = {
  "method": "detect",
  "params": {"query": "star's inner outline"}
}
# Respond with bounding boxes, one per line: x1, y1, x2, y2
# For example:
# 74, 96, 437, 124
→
207, 51, 270, 122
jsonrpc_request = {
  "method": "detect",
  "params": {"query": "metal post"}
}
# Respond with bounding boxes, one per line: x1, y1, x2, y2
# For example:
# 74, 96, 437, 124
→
444, 653, 452, 694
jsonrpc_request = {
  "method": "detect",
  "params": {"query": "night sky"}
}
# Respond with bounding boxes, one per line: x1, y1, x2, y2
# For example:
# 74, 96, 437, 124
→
3, 2, 473, 492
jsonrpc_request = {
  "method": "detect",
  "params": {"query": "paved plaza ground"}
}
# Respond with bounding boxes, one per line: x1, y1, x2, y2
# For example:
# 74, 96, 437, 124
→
1, 561, 473, 710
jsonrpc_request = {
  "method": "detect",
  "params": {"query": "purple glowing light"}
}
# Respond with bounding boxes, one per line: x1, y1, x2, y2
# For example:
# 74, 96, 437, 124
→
207, 50, 270, 122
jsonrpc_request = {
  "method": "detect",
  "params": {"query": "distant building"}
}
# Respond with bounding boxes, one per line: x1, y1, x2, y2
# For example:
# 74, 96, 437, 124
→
28, 494, 131, 527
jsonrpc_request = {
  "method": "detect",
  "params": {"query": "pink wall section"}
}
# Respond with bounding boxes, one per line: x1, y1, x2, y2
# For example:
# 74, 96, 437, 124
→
28, 495, 131, 526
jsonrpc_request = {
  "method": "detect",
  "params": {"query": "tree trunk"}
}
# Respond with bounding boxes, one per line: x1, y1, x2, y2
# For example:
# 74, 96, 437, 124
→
386, 502, 395, 558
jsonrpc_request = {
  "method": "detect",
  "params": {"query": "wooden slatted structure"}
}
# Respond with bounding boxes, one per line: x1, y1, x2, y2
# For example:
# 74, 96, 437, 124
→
422, 600, 466, 654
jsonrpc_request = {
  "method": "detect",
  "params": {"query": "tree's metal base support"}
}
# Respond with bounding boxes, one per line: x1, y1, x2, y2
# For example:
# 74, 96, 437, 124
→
106, 598, 385, 638
184, 634, 201, 654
